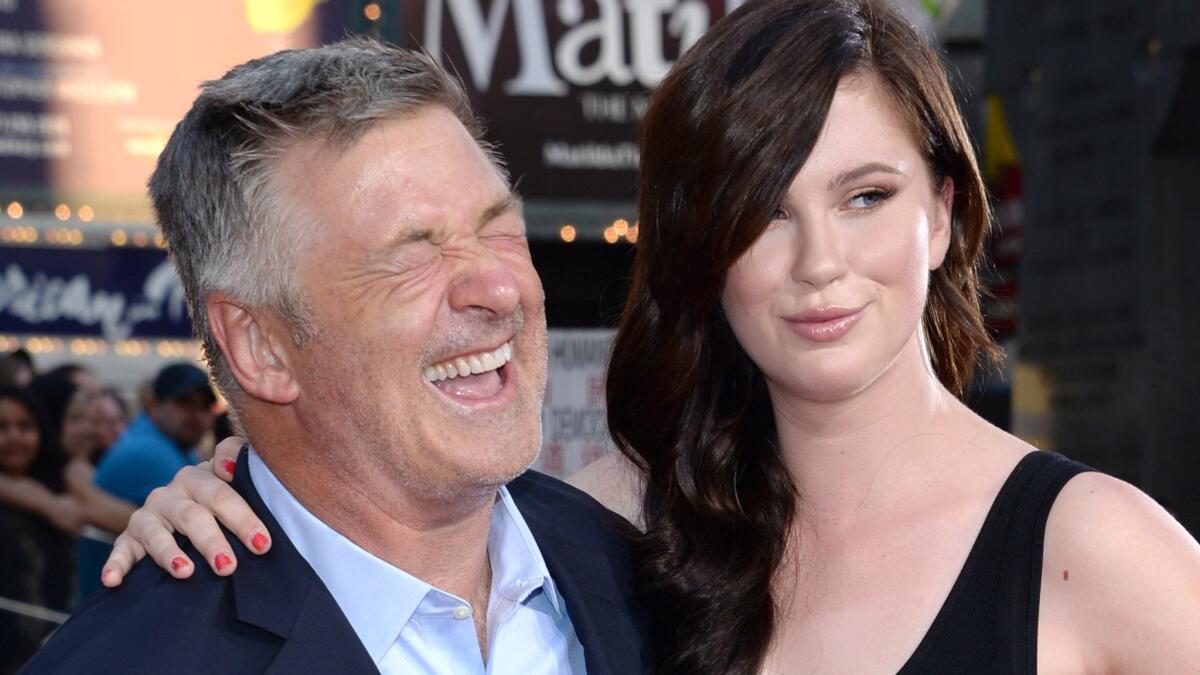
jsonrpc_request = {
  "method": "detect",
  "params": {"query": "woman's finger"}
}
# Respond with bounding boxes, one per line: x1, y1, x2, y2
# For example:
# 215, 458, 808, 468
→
191, 474, 271, 556
211, 438, 246, 481
100, 531, 147, 587
129, 488, 196, 578
166, 500, 238, 575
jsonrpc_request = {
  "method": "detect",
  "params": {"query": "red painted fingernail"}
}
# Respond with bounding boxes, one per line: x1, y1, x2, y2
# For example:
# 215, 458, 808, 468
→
215, 553, 232, 572
222, 460, 236, 476
251, 533, 268, 552
170, 556, 187, 573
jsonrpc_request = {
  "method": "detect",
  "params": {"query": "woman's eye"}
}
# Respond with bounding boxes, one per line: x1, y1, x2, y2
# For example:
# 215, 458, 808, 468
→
847, 189, 891, 210
763, 207, 792, 230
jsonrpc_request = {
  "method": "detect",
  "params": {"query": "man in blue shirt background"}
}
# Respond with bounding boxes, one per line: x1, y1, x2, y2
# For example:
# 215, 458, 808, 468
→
78, 362, 216, 596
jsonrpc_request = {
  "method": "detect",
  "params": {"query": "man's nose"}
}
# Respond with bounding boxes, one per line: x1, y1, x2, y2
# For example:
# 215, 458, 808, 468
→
447, 248, 521, 317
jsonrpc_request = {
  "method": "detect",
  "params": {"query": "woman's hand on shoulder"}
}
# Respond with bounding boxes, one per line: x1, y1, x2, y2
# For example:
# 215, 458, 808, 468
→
100, 437, 270, 587
1043, 471, 1200, 672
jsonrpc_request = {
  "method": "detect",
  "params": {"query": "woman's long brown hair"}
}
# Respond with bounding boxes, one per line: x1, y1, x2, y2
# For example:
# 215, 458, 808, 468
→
606, 1, 1000, 673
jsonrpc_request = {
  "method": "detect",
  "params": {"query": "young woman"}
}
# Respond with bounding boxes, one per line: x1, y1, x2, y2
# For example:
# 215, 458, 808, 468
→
98, 1, 1200, 672
0, 386, 76, 670
2, 376, 136, 538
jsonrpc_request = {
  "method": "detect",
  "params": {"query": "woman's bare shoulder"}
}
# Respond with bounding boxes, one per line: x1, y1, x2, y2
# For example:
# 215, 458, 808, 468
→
566, 452, 646, 529
1042, 468, 1200, 670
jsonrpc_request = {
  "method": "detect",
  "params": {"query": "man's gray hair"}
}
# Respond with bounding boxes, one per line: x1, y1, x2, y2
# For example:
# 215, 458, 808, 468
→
149, 37, 497, 410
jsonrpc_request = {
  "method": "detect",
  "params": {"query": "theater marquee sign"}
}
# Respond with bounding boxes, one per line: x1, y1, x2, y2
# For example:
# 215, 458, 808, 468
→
394, 0, 747, 200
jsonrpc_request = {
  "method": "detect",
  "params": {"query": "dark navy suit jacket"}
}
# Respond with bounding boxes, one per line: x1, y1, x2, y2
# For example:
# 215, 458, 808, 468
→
22, 450, 655, 674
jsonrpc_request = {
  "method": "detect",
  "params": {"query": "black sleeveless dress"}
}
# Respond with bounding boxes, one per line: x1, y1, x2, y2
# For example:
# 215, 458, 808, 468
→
897, 451, 1093, 674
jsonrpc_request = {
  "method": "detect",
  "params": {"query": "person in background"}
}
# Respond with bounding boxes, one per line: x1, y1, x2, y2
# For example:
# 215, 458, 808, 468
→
75, 363, 215, 595
44, 364, 101, 395
0, 385, 75, 673
134, 378, 154, 415
0, 355, 33, 389
91, 389, 129, 460
0, 377, 83, 539
5, 350, 35, 378
22, 375, 138, 601
210, 411, 234, 461
94, 364, 216, 505
29, 375, 99, 466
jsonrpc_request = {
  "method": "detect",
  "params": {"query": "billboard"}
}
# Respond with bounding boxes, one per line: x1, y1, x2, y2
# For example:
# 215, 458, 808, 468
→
0, 0, 353, 219
0, 1, 966, 214
393, 0, 747, 200
532, 328, 616, 477
0, 245, 188, 340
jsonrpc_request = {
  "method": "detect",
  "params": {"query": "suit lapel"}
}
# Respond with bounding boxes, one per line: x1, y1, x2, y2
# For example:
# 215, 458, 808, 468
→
226, 454, 647, 674
515, 482, 647, 675
262, 581, 379, 674
227, 448, 379, 674
535, 536, 624, 675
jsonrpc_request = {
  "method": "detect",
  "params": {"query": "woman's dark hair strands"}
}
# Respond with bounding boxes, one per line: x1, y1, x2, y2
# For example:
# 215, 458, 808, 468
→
607, 1, 1000, 673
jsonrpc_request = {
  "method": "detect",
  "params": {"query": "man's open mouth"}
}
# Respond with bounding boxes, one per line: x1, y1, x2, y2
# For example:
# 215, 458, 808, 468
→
422, 341, 513, 401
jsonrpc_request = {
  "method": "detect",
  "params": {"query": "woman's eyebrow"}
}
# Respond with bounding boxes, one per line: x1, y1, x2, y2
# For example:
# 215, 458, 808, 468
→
828, 162, 904, 189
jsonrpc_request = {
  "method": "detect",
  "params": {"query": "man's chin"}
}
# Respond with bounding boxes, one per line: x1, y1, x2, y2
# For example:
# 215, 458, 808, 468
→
447, 442, 541, 490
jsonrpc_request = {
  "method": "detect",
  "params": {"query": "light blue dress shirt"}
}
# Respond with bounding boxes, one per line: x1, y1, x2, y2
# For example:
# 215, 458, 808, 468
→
248, 450, 587, 674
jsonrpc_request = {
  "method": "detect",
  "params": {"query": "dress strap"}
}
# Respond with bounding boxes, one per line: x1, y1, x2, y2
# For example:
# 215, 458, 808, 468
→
998, 452, 1093, 672
898, 451, 1093, 674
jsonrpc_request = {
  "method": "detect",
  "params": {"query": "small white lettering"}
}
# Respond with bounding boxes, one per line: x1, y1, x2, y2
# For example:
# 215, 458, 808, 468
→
542, 141, 639, 170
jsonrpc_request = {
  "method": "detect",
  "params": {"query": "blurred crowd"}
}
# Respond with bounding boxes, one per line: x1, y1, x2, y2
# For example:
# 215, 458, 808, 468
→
0, 350, 223, 673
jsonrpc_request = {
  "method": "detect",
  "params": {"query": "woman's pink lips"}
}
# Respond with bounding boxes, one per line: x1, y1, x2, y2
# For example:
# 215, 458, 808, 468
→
784, 306, 866, 342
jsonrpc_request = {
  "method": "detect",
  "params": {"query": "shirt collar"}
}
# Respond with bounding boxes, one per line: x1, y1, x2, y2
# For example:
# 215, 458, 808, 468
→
489, 482, 564, 617
247, 449, 562, 666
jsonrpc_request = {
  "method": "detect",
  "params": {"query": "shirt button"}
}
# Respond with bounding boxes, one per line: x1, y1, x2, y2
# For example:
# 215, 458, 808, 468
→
452, 606, 471, 620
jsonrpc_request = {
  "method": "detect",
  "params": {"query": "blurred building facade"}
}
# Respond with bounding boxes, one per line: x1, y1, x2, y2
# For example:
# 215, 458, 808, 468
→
988, 0, 1200, 533
2, 0, 1198, 516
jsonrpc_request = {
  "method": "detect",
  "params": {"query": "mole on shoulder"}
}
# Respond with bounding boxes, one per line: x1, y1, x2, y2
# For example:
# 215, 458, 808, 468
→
1062, 569, 1070, 581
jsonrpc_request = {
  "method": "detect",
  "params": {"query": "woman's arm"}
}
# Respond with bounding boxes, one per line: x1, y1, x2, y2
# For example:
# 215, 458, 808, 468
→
100, 438, 270, 587
64, 459, 136, 534
566, 451, 646, 530
104, 442, 654, 585
0, 473, 84, 534
1044, 472, 1200, 671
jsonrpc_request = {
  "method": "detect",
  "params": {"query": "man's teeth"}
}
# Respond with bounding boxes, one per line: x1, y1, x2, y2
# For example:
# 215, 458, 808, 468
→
423, 342, 513, 383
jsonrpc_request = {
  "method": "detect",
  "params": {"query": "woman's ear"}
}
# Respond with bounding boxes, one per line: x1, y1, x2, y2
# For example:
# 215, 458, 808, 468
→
928, 176, 954, 271
206, 294, 300, 405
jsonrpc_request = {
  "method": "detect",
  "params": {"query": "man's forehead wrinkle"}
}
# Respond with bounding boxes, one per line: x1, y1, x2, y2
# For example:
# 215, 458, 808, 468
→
365, 223, 435, 267
332, 261, 421, 310
475, 191, 523, 231
345, 135, 456, 224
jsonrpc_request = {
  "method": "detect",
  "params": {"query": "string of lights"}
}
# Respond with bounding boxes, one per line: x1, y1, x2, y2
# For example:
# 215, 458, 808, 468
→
0, 335, 199, 359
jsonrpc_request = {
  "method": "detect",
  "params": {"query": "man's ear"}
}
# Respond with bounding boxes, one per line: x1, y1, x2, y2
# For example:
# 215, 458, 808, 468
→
206, 294, 300, 405
928, 176, 954, 271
